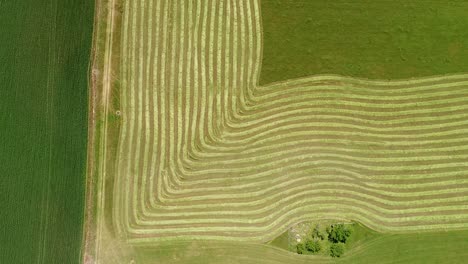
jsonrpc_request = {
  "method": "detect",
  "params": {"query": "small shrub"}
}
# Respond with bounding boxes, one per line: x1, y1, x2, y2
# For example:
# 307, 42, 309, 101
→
305, 240, 321, 253
296, 243, 305, 254
311, 225, 325, 241
329, 243, 345, 258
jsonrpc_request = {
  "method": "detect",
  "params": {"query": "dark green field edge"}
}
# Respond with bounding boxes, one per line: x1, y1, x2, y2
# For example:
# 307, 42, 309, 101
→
0, 0, 94, 263
260, 0, 468, 85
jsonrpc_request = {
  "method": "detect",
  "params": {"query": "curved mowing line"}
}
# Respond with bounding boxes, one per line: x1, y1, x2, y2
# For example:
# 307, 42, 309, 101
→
112, 0, 468, 243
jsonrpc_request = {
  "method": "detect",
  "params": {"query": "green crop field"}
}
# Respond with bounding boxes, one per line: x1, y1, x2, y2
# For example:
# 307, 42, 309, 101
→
87, 0, 468, 263
0, 0, 94, 263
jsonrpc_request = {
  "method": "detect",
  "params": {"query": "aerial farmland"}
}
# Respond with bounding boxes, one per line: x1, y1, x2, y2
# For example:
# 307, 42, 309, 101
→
2, 0, 468, 264
1, 0, 93, 263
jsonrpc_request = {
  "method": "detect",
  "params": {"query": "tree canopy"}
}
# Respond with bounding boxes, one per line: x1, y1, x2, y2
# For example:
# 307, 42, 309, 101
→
329, 243, 345, 258
296, 243, 305, 254
305, 240, 321, 253
326, 224, 352, 243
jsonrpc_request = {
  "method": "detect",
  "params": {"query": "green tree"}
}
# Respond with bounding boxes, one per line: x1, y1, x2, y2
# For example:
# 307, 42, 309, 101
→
305, 240, 321, 253
326, 224, 352, 243
329, 243, 345, 258
296, 243, 306, 254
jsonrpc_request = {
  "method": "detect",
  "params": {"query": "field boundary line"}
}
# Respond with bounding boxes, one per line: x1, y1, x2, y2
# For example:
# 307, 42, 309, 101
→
82, 0, 119, 262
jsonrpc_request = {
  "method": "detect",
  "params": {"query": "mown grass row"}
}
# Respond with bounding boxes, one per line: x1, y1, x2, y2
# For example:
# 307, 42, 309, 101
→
113, 0, 468, 244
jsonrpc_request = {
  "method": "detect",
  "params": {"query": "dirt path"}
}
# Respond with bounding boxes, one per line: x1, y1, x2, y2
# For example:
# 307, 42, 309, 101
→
82, 0, 119, 262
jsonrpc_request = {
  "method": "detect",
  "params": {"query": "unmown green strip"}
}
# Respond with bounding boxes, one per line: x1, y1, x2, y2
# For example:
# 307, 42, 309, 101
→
260, 0, 468, 84
130, 226, 468, 264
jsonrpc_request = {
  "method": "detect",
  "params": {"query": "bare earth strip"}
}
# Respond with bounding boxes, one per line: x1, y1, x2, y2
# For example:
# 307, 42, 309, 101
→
82, 0, 123, 262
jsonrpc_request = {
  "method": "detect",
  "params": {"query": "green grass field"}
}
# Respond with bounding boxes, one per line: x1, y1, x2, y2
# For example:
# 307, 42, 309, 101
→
341, 224, 468, 264
0, 0, 94, 263
127, 225, 468, 264
261, 0, 468, 84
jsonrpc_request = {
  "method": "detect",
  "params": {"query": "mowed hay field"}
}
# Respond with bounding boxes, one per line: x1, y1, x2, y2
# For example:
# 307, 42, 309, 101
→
94, 0, 468, 263
0, 0, 94, 263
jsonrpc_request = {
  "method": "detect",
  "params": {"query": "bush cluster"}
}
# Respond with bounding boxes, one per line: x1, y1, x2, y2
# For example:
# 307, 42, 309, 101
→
296, 243, 306, 254
329, 243, 345, 258
295, 223, 352, 257
305, 240, 321, 253
326, 224, 352, 243
326, 224, 352, 257
296, 224, 325, 255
